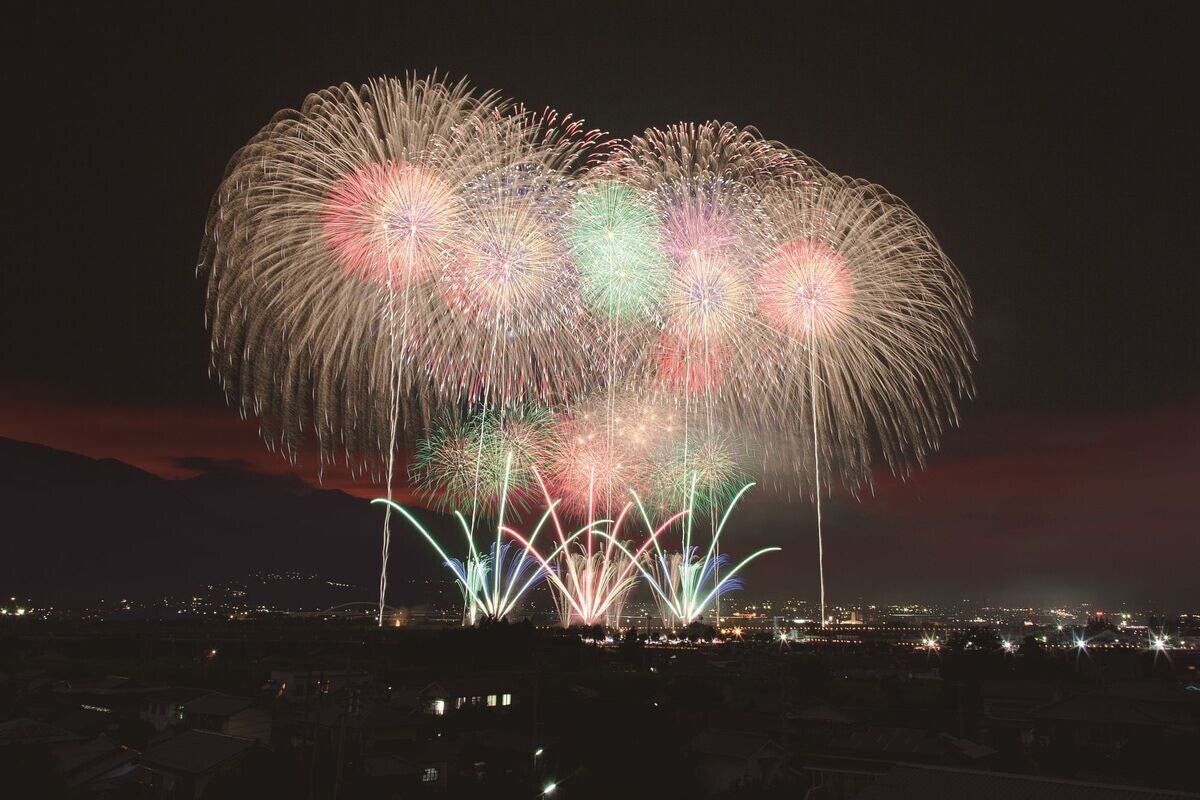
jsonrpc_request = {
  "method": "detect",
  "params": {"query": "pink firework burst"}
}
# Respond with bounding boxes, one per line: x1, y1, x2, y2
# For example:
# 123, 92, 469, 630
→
321, 161, 459, 287
552, 434, 635, 518
660, 194, 745, 262
757, 239, 855, 340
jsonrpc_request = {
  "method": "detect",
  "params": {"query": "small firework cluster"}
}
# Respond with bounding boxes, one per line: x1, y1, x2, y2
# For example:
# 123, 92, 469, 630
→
200, 75, 974, 626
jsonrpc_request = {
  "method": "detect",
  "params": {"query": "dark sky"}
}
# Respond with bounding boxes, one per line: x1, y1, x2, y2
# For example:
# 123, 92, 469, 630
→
3, 2, 1198, 608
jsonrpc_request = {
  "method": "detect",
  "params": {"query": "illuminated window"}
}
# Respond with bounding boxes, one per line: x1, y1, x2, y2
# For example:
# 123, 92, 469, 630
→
455, 697, 465, 710
431, 699, 445, 716
501, 693, 512, 706
422, 767, 439, 783
487, 694, 497, 707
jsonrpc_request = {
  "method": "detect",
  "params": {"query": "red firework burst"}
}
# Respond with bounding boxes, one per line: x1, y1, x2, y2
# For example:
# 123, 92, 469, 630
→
655, 332, 727, 395
756, 238, 855, 339
321, 161, 459, 287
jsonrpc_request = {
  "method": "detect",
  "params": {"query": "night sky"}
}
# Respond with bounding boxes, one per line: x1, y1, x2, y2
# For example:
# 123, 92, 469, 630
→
3, 2, 1197, 608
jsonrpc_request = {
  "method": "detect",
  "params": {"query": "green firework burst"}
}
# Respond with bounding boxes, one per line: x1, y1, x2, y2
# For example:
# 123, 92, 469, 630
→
568, 181, 670, 322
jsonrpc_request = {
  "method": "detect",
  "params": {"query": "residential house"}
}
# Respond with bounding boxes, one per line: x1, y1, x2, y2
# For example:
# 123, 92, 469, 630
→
688, 728, 784, 794
183, 694, 272, 745
135, 729, 257, 800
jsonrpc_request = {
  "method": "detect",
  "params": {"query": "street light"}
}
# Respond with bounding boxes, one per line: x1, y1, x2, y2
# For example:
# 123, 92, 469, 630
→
543, 782, 557, 796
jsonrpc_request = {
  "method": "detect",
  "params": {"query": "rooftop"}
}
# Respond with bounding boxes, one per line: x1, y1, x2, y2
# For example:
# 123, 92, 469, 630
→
139, 730, 255, 775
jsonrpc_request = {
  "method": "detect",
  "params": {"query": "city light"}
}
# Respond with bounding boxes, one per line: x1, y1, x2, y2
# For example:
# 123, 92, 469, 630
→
543, 782, 558, 796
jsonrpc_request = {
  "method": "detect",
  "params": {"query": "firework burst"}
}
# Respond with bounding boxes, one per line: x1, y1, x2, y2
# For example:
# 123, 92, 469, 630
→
756, 167, 974, 624
548, 394, 681, 518
759, 171, 974, 484
645, 432, 748, 518
411, 406, 559, 516
568, 180, 671, 323
200, 75, 973, 632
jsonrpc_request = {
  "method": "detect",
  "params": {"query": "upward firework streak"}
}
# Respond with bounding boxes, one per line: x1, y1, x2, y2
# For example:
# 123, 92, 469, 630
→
377, 453, 579, 624
629, 477, 779, 627
201, 76, 972, 628
505, 475, 689, 628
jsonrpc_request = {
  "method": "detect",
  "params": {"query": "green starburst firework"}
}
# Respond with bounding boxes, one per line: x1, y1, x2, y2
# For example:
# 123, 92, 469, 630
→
568, 181, 670, 322
412, 406, 558, 516
646, 433, 748, 518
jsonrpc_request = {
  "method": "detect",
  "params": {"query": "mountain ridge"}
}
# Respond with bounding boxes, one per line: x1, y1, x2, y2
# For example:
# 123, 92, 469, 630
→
0, 436, 454, 607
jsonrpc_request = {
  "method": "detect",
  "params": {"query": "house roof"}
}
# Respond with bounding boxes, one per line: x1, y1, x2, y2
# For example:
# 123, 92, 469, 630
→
143, 687, 210, 705
791, 702, 854, 724
831, 727, 947, 758
854, 764, 1200, 800
0, 717, 83, 745
314, 701, 420, 730
420, 677, 516, 697
689, 728, 780, 760
1108, 681, 1200, 707
139, 730, 255, 774
364, 754, 419, 778
52, 734, 136, 787
184, 693, 256, 718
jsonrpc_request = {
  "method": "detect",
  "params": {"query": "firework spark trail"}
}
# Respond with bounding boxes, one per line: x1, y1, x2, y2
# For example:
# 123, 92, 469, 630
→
376, 454, 587, 623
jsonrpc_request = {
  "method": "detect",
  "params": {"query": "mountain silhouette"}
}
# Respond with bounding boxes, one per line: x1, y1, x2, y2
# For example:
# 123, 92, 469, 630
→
0, 437, 462, 608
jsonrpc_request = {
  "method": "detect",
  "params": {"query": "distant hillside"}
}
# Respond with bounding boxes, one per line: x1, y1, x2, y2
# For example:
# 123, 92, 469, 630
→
0, 437, 458, 607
